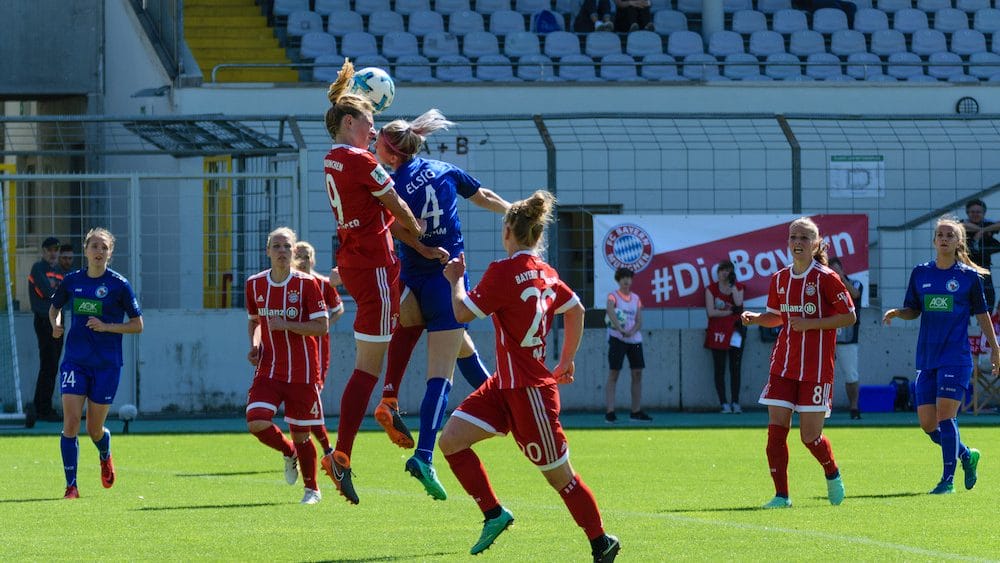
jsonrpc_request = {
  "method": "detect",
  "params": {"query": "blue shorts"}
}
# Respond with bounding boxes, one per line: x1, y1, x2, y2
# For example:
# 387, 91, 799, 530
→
914, 366, 971, 406
59, 361, 121, 405
401, 270, 468, 332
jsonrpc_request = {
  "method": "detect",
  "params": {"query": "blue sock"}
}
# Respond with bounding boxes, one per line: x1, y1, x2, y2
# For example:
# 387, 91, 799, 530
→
61, 434, 79, 488
937, 418, 962, 484
415, 377, 452, 463
456, 352, 490, 389
94, 427, 111, 461
926, 430, 941, 444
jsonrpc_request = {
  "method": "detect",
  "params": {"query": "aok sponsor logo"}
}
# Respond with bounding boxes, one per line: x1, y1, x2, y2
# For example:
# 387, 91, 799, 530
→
924, 294, 953, 312
73, 298, 102, 316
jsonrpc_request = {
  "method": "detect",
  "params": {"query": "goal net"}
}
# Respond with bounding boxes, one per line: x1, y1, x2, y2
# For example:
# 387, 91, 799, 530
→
0, 185, 24, 422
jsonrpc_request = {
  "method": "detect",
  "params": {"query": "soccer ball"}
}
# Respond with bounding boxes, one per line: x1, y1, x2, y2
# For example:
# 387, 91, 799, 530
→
350, 67, 395, 114
604, 308, 627, 328
119, 403, 138, 421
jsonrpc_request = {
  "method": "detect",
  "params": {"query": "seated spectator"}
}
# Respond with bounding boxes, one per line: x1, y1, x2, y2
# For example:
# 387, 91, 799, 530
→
614, 0, 653, 32
574, 0, 614, 32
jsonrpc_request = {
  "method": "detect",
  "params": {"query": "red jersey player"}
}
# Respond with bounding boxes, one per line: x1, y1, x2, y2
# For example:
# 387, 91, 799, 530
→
319, 59, 425, 504
439, 190, 620, 563
245, 227, 329, 505
741, 217, 856, 509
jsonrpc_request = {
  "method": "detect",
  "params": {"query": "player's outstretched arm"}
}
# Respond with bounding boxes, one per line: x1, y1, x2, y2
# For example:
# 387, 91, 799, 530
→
378, 188, 424, 238
882, 307, 920, 325
444, 253, 475, 323
469, 188, 511, 214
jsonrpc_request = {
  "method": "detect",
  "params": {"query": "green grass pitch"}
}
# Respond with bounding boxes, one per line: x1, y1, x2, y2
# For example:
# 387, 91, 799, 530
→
2, 426, 997, 560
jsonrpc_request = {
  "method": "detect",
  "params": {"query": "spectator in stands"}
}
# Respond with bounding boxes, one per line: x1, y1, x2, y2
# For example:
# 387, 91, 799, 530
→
829, 257, 863, 420
962, 198, 1000, 310
605, 267, 651, 422
704, 260, 745, 414
613, 0, 653, 32
791, 0, 857, 28
58, 243, 76, 274
573, 0, 615, 32
28, 236, 64, 423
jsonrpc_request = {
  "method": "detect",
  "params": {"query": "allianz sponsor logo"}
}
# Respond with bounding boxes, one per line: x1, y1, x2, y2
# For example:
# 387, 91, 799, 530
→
337, 218, 361, 229
257, 307, 296, 318
779, 303, 817, 315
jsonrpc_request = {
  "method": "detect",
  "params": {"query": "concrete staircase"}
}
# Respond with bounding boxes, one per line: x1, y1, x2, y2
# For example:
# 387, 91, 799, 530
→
185, 0, 298, 83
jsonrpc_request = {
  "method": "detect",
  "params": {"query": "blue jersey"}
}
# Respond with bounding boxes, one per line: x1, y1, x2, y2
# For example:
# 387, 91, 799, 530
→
392, 157, 481, 276
903, 260, 987, 370
50, 268, 142, 369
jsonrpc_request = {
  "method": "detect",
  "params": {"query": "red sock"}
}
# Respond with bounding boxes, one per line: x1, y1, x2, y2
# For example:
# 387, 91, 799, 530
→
444, 448, 500, 513
766, 424, 790, 497
311, 425, 331, 453
804, 434, 839, 478
383, 325, 424, 400
293, 435, 318, 490
252, 424, 295, 457
335, 369, 378, 457
558, 475, 605, 540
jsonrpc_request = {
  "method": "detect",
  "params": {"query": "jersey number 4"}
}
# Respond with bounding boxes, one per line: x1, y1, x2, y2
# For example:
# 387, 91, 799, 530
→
419, 186, 443, 230
520, 287, 555, 359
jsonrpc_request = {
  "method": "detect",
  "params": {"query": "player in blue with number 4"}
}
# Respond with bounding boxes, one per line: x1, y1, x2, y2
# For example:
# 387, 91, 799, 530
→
49, 228, 143, 499
883, 216, 999, 495
372, 108, 510, 500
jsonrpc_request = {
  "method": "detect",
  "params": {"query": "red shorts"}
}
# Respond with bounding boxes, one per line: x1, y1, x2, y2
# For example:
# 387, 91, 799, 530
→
246, 377, 324, 427
759, 372, 832, 415
339, 263, 400, 342
452, 376, 570, 471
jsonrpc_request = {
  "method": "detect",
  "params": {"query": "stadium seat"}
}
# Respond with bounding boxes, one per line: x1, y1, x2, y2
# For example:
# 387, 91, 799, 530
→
287, 10, 324, 38
830, 29, 867, 56
462, 30, 501, 58
887, 51, 925, 78
917, 0, 951, 11
340, 31, 379, 57
956, 0, 990, 12
436, 54, 479, 81
723, 52, 763, 79
449, 10, 486, 35
806, 52, 845, 79
585, 31, 623, 57
422, 31, 461, 58
772, 9, 808, 34
504, 31, 542, 57
709, 30, 745, 56
870, 29, 907, 55
732, 10, 768, 34
850, 0, 873, 9
437, 0, 473, 15
725, 0, 753, 12
893, 9, 929, 34
600, 53, 644, 80
853, 8, 889, 33
682, 53, 721, 78
934, 8, 971, 33
476, 0, 512, 14
274, 0, 309, 16
395, 54, 437, 81
653, 10, 689, 36
354, 54, 391, 71
313, 53, 345, 81
949, 72, 978, 81
813, 8, 849, 34
789, 30, 825, 56
355, 0, 391, 16
544, 31, 582, 58
489, 9, 527, 34
969, 50, 1000, 78
327, 10, 365, 36
749, 30, 786, 56
757, 0, 791, 14
394, 0, 432, 15
382, 31, 420, 60
368, 10, 405, 35
764, 51, 804, 78
554, 0, 582, 16
516, 53, 556, 80
951, 28, 987, 54
641, 53, 682, 79
314, 0, 351, 16
865, 73, 898, 80
677, 0, 702, 14
648, 0, 670, 13
300, 32, 338, 60
476, 53, 521, 80
846, 51, 885, 78
559, 53, 601, 80
911, 29, 947, 56
627, 30, 664, 56
973, 8, 1000, 33
906, 73, 939, 81
875, 0, 910, 13
927, 51, 966, 78
667, 30, 704, 56
515, 0, 550, 14
409, 10, 446, 36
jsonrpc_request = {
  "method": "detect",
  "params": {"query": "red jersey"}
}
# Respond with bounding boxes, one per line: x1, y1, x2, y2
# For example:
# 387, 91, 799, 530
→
324, 144, 397, 269
765, 260, 855, 384
314, 273, 344, 381
245, 269, 328, 384
465, 251, 579, 389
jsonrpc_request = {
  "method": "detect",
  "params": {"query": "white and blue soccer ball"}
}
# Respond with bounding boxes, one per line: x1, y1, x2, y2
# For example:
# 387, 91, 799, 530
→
604, 308, 627, 328
118, 403, 138, 421
350, 67, 395, 114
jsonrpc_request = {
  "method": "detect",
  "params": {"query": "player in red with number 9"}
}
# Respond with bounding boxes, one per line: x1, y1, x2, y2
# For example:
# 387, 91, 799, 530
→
438, 190, 620, 563
741, 217, 856, 509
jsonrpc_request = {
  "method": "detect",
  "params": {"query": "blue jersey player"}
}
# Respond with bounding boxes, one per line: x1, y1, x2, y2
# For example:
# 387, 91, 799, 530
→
883, 216, 998, 495
49, 228, 143, 499
372, 108, 510, 499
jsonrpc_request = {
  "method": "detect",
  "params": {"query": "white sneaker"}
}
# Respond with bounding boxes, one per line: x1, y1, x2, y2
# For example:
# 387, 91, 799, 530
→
721, 403, 732, 414
300, 487, 322, 505
284, 455, 298, 485
731, 403, 743, 414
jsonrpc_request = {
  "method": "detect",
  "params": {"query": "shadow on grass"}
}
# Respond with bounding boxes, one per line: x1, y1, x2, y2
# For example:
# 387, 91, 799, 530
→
812, 491, 926, 500
175, 470, 275, 477
0, 497, 64, 504
306, 553, 459, 562
660, 491, 926, 513
137, 502, 283, 511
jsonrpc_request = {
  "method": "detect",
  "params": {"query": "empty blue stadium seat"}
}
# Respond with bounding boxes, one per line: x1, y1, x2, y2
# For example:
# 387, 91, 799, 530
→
437, 0, 473, 15
853, 8, 889, 33
806, 52, 845, 79
327, 10, 365, 36
340, 31, 379, 57
585, 31, 623, 56
409, 10, 446, 35
667, 30, 704, 56
601, 53, 644, 80
723, 52, 763, 79
789, 29, 825, 56
287, 10, 324, 37
641, 53, 683, 79
476, 53, 521, 80
626, 30, 664, 56
887, 51, 925, 78
951, 28, 987, 55
933, 8, 971, 33
382, 31, 420, 59
449, 9, 487, 34
516, 53, 556, 80
653, 10, 689, 35
463, 30, 501, 57
772, 9, 808, 34
395, 0, 432, 15
683, 53, 722, 79
274, 0, 310, 16
559, 53, 601, 80
813, 8, 849, 34
830, 29, 867, 56
504, 30, 542, 57
927, 51, 965, 78
544, 30, 582, 58
355, 0, 392, 15
893, 9, 929, 34
437, 54, 479, 80
870, 29, 907, 55
749, 30, 786, 56
368, 10, 405, 35
300, 31, 338, 59
911, 28, 947, 56
314, 0, 351, 15
732, 9, 768, 34
489, 9, 527, 34
395, 54, 437, 80
422, 31, 461, 58
846, 51, 885, 78
708, 30, 745, 56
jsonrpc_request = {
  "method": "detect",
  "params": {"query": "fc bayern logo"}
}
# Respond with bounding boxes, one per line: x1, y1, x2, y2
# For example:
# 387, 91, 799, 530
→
603, 224, 653, 272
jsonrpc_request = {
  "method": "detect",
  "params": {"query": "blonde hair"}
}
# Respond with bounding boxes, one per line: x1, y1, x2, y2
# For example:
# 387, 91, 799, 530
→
84, 227, 116, 265
936, 215, 989, 275
379, 109, 454, 159
266, 227, 297, 249
293, 241, 316, 273
789, 217, 828, 265
324, 59, 373, 140
506, 190, 556, 250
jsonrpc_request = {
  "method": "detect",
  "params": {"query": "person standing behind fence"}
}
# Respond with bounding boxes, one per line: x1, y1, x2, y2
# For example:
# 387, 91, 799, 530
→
29, 236, 64, 422
49, 228, 143, 500
882, 216, 997, 495
741, 217, 855, 509
604, 267, 651, 423
320, 58, 425, 505
58, 243, 76, 274
704, 260, 745, 414
828, 257, 863, 420
962, 198, 1000, 310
